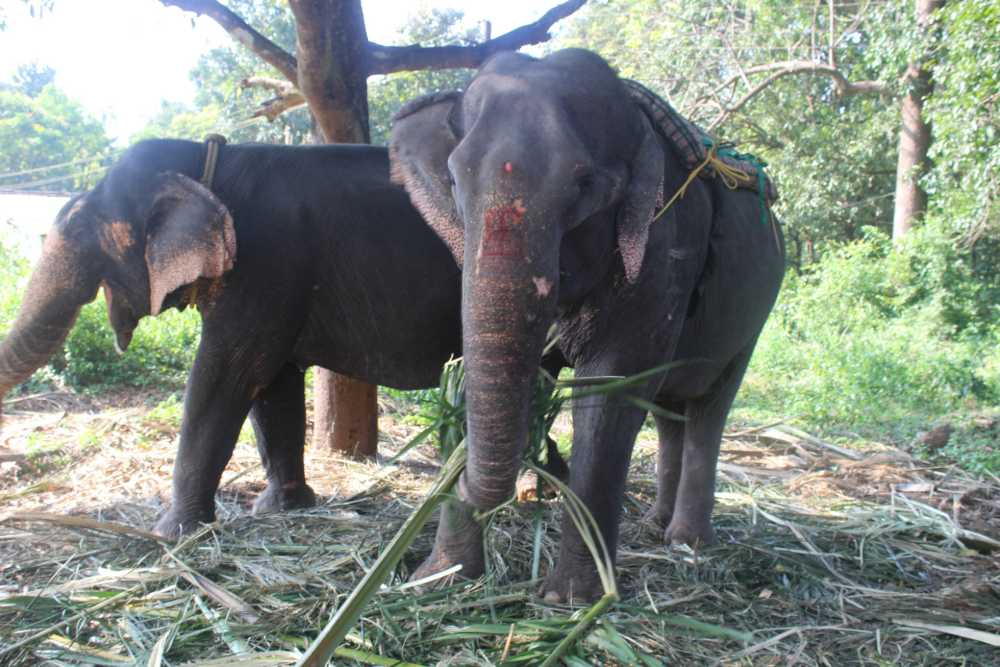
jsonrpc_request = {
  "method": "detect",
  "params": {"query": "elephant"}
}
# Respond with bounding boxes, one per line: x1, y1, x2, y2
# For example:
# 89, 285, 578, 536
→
389, 48, 786, 602
0, 138, 473, 537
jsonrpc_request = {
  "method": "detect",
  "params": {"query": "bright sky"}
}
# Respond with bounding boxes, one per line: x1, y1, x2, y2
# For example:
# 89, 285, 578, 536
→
0, 0, 555, 143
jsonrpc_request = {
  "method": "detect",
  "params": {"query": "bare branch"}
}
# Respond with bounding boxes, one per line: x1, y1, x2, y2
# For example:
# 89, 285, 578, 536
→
160, 0, 299, 84
367, 0, 586, 75
709, 60, 889, 130
250, 91, 307, 121
240, 76, 296, 95
238, 77, 306, 121
741, 60, 888, 96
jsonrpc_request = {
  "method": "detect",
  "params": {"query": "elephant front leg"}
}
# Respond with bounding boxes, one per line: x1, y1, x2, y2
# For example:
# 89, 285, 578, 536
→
542, 386, 650, 604
249, 364, 316, 515
153, 355, 256, 539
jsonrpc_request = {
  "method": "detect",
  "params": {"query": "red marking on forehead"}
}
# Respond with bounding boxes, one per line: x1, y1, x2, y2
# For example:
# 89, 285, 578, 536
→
482, 203, 525, 258
503, 161, 514, 173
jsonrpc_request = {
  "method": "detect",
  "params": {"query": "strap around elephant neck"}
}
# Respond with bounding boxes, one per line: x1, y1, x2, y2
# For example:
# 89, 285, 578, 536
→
200, 134, 227, 189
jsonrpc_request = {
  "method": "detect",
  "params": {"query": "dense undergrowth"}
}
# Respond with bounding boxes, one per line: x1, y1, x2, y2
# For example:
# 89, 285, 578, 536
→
1, 221, 997, 471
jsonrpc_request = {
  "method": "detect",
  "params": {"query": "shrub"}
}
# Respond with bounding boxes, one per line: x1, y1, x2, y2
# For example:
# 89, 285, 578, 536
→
739, 224, 1000, 436
62, 297, 200, 389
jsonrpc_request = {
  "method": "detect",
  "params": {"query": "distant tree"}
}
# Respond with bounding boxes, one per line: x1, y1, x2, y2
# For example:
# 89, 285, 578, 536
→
11, 62, 55, 97
0, 77, 111, 192
132, 100, 223, 143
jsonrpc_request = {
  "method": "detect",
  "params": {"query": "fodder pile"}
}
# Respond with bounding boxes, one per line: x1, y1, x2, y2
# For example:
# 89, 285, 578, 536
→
1, 393, 999, 665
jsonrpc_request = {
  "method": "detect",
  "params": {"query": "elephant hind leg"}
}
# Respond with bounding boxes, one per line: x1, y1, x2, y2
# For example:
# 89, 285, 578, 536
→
250, 364, 316, 515
644, 400, 685, 528
663, 344, 756, 547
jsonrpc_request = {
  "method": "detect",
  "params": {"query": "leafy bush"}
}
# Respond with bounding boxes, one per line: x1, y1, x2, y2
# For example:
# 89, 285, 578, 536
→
739, 224, 1000, 435
62, 297, 200, 388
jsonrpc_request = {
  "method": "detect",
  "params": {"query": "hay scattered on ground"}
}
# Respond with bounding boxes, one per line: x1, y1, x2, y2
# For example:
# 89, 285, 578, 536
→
1, 392, 999, 665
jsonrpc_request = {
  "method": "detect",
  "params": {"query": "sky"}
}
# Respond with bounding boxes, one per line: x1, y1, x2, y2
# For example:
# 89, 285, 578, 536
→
0, 0, 557, 142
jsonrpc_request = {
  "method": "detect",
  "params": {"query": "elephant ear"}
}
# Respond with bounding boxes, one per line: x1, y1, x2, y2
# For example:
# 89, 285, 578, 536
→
617, 111, 665, 284
390, 91, 465, 265
145, 172, 236, 315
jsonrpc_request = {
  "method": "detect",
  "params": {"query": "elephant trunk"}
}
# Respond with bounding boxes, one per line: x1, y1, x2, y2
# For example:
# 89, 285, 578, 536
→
0, 233, 100, 413
458, 215, 559, 511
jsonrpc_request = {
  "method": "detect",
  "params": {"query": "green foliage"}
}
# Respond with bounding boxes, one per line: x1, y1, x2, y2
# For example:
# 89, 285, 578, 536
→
740, 224, 1000, 433
0, 79, 112, 192
11, 62, 55, 97
131, 100, 223, 143
925, 0, 1000, 241
62, 297, 200, 389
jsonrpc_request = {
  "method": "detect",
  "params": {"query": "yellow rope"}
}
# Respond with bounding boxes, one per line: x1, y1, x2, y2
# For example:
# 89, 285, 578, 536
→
650, 146, 716, 224
709, 155, 753, 190
651, 145, 758, 224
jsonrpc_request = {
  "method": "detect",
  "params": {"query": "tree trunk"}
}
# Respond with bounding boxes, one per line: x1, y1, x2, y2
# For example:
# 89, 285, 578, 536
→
290, 0, 378, 459
892, 0, 945, 243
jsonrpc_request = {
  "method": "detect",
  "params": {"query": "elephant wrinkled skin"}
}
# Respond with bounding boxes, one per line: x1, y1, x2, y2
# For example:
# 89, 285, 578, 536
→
390, 49, 785, 602
0, 140, 467, 537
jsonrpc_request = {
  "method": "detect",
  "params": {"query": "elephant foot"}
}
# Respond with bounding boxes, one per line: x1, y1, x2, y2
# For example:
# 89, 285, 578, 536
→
540, 557, 607, 605
641, 503, 672, 528
664, 517, 717, 548
252, 481, 317, 515
410, 498, 485, 586
411, 540, 485, 585
153, 506, 215, 539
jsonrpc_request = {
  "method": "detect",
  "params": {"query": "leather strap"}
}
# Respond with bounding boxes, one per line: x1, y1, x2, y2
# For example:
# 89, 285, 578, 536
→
200, 134, 227, 189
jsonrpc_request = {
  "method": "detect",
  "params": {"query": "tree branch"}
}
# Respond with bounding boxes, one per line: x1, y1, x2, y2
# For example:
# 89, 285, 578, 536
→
160, 0, 299, 84
240, 77, 306, 121
367, 0, 586, 75
249, 91, 307, 121
741, 61, 888, 96
709, 60, 889, 130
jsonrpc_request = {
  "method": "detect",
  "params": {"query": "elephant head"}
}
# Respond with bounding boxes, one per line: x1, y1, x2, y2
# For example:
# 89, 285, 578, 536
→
390, 49, 666, 514
0, 141, 235, 416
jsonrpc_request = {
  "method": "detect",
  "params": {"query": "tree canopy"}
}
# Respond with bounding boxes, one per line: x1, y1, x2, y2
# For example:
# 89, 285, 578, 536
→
0, 64, 111, 193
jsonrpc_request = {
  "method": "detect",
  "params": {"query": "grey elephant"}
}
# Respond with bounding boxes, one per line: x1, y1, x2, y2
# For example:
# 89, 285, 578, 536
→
390, 48, 785, 602
0, 139, 467, 536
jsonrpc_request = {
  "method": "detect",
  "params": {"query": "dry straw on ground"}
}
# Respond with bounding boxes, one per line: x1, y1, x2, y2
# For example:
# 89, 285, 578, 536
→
1, 390, 999, 665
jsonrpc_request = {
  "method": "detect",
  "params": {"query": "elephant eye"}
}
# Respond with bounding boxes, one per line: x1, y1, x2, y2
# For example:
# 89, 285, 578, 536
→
576, 171, 596, 193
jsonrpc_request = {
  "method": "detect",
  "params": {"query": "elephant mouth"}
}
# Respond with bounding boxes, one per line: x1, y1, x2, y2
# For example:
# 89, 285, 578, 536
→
113, 328, 134, 355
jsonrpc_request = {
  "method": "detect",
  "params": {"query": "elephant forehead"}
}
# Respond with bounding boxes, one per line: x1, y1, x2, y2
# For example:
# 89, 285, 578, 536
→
99, 221, 136, 258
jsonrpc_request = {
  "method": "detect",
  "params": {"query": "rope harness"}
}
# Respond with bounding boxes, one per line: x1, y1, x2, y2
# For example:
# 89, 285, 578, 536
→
650, 138, 773, 229
200, 133, 227, 189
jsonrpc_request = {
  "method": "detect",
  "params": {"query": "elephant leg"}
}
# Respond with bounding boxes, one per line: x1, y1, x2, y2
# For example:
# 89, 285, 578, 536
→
542, 378, 652, 604
413, 350, 570, 585
643, 401, 686, 527
153, 352, 262, 538
664, 345, 755, 547
250, 364, 316, 515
